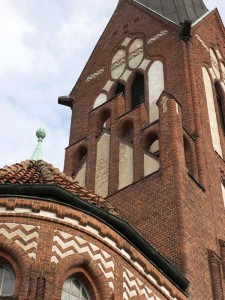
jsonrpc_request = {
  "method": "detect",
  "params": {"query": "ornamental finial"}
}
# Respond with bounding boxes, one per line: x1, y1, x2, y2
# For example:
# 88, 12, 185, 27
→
31, 128, 46, 161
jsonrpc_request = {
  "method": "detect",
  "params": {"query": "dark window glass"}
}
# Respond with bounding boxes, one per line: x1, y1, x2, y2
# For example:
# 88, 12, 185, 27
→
132, 73, 145, 109
114, 83, 125, 96
215, 82, 225, 134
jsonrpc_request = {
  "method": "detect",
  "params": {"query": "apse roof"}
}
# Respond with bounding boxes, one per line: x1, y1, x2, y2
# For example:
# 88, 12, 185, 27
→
134, 0, 208, 24
0, 160, 116, 213
0, 159, 189, 293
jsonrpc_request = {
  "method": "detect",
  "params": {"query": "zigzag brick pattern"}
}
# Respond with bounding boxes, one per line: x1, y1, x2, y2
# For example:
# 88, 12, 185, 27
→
86, 68, 105, 82
147, 30, 168, 45
123, 267, 162, 300
51, 230, 115, 291
0, 223, 40, 259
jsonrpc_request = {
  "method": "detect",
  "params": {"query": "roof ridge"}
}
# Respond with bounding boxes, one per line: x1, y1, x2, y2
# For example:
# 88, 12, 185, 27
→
0, 160, 120, 215
36, 160, 55, 184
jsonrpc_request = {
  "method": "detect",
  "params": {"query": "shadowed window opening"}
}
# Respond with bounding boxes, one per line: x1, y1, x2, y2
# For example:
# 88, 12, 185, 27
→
215, 81, 225, 134
77, 146, 87, 166
184, 138, 191, 171
144, 133, 159, 158
120, 120, 134, 142
114, 82, 125, 97
100, 110, 111, 131
149, 140, 159, 157
132, 73, 145, 109
73, 146, 88, 178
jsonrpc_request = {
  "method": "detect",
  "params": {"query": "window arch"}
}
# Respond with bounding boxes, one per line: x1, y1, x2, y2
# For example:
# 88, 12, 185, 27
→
99, 109, 111, 132
74, 145, 88, 187
143, 132, 160, 177
0, 263, 15, 296
61, 276, 91, 300
76, 146, 87, 169
120, 119, 134, 142
119, 119, 134, 189
215, 81, 225, 134
144, 133, 159, 158
202, 67, 222, 156
131, 73, 145, 109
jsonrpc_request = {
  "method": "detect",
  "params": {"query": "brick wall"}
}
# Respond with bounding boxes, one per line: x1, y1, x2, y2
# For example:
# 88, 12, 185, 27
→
0, 197, 186, 300
63, 1, 225, 299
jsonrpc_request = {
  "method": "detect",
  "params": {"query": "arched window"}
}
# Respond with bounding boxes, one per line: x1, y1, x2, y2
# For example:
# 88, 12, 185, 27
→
100, 110, 111, 132
202, 67, 222, 156
120, 119, 134, 142
0, 264, 15, 296
119, 119, 134, 189
144, 133, 159, 158
114, 82, 125, 97
132, 73, 145, 109
61, 276, 90, 300
76, 146, 87, 169
215, 81, 225, 134
95, 110, 111, 198
74, 146, 88, 187
144, 133, 160, 177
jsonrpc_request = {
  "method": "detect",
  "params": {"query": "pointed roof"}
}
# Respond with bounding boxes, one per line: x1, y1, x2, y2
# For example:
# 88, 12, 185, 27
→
0, 160, 116, 213
134, 0, 208, 24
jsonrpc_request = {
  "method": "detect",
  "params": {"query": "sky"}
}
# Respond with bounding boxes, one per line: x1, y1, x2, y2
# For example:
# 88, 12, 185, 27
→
0, 0, 224, 171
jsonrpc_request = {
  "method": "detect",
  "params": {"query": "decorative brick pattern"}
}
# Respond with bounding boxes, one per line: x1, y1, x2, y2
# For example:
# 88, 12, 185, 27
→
195, 34, 209, 52
123, 267, 162, 300
85, 29, 168, 84
51, 230, 115, 291
86, 67, 105, 83
0, 223, 39, 259
147, 30, 168, 45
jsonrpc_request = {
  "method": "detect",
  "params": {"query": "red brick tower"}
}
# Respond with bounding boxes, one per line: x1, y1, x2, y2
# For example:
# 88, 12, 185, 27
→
60, 1, 225, 299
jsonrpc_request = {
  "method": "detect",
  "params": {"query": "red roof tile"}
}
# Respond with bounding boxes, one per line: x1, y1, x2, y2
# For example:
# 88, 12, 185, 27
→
0, 160, 116, 213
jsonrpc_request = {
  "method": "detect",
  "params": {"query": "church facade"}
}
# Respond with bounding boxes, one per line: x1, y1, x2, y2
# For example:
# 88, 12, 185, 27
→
0, 0, 225, 299
0, 160, 188, 299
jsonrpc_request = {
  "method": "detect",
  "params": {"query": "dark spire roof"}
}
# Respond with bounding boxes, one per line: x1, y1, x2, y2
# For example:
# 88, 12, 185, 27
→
134, 0, 208, 24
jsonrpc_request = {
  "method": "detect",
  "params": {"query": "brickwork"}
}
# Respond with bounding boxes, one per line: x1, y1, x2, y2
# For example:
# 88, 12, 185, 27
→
63, 1, 225, 299
0, 197, 186, 300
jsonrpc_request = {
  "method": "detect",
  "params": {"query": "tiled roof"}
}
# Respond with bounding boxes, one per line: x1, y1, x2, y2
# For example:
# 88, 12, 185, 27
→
0, 160, 116, 214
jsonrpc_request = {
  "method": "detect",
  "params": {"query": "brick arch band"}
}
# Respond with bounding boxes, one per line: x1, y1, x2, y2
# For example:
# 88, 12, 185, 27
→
0, 237, 32, 299
53, 253, 112, 300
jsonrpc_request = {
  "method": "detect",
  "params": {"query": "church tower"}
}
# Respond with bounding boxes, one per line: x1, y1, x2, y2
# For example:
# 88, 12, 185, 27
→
60, 0, 225, 299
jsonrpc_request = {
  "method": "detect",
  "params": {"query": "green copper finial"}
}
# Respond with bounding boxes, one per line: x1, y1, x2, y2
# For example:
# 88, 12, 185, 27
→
31, 128, 46, 161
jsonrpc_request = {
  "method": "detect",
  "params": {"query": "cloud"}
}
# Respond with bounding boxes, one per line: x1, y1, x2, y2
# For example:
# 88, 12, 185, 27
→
0, 0, 118, 170
0, 0, 224, 170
